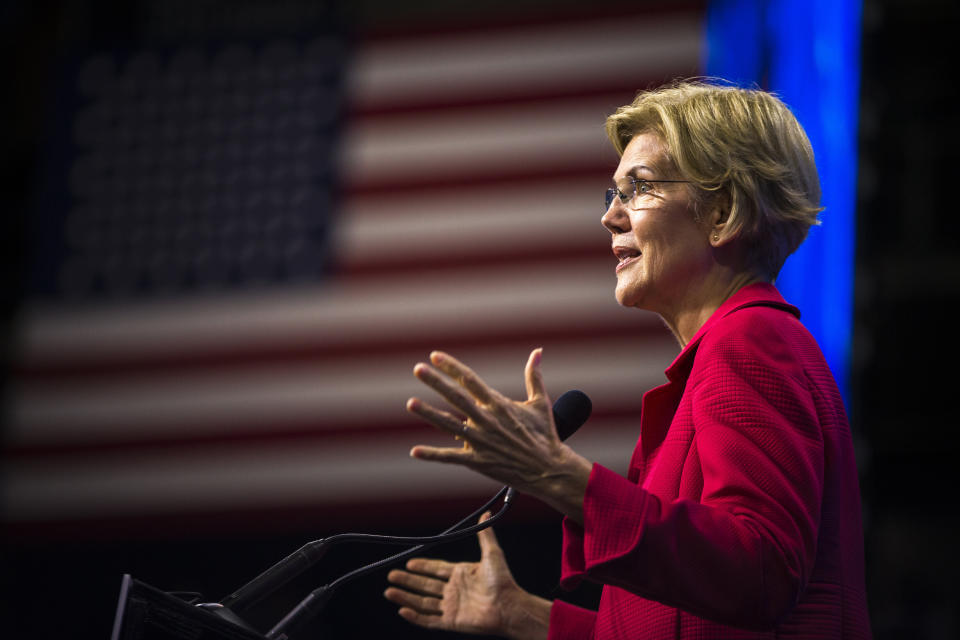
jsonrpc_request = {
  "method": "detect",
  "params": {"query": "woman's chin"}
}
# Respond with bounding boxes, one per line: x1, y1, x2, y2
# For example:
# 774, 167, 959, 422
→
614, 283, 643, 309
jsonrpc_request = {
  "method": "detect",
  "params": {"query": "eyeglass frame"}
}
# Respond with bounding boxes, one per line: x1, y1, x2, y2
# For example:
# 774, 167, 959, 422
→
604, 176, 692, 211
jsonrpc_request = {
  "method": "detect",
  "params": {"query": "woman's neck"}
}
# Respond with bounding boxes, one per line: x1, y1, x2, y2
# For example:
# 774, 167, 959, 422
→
661, 270, 768, 348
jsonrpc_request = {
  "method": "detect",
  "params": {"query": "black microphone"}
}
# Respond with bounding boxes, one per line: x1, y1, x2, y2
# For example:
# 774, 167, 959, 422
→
211, 390, 591, 632
262, 390, 592, 640
552, 388, 593, 441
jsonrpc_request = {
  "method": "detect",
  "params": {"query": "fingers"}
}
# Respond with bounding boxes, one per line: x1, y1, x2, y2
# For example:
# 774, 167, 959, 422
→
384, 559, 454, 630
409, 444, 474, 464
406, 397, 475, 442
383, 585, 442, 616
394, 605, 443, 629
476, 511, 502, 560
429, 351, 497, 406
386, 568, 446, 598
404, 557, 455, 580
413, 351, 531, 434
524, 347, 547, 401
412, 361, 492, 428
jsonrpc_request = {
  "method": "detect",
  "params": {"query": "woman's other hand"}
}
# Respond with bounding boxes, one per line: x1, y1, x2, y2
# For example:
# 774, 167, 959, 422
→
383, 513, 551, 639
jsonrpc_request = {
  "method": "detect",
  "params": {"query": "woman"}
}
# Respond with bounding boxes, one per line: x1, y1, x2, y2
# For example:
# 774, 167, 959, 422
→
383, 81, 871, 639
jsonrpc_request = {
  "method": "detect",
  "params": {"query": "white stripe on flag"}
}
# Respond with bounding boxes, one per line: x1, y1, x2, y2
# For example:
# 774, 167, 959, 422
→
349, 16, 702, 107
335, 178, 611, 267
341, 101, 617, 183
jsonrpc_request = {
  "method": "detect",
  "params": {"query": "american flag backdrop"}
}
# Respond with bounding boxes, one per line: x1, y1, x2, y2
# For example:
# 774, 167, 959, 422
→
3, 3, 705, 537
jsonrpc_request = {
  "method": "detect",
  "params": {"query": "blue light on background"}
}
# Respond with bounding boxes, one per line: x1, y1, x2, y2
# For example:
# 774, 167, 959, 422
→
705, 0, 861, 405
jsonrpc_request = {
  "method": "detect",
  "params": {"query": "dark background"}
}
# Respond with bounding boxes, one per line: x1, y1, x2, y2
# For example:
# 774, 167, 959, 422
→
2, 0, 958, 638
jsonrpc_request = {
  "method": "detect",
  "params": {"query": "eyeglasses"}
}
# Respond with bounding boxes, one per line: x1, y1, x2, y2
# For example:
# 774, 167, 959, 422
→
604, 177, 691, 211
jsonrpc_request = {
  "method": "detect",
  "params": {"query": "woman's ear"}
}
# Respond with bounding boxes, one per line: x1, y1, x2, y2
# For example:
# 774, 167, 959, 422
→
707, 192, 732, 246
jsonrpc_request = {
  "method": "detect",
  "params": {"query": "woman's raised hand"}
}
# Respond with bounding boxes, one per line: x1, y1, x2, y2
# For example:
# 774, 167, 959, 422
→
406, 349, 592, 520
383, 513, 551, 639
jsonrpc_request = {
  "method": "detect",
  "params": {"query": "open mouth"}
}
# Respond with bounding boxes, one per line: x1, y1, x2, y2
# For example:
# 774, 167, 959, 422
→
613, 246, 641, 273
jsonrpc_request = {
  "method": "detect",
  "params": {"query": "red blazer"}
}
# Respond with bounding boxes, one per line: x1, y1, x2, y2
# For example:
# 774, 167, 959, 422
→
549, 284, 871, 639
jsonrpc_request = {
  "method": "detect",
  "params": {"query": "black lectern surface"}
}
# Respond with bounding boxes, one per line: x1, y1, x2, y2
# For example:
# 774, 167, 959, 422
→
112, 575, 266, 640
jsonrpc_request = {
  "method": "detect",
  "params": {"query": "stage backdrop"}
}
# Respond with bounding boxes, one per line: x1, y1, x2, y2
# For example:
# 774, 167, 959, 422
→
3, 2, 705, 538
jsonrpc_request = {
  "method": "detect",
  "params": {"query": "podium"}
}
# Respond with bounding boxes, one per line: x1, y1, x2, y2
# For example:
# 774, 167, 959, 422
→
111, 575, 266, 640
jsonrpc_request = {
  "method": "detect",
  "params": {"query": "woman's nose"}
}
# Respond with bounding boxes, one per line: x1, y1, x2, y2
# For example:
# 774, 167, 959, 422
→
601, 200, 629, 234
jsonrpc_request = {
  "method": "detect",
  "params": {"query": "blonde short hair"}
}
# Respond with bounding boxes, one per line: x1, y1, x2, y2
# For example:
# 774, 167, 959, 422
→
605, 80, 823, 279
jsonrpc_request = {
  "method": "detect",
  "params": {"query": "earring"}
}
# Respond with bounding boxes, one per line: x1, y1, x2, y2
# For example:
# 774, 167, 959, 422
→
712, 233, 719, 241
